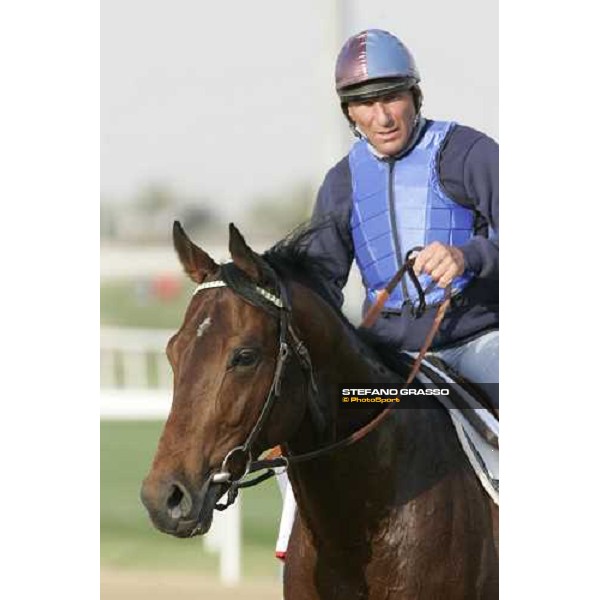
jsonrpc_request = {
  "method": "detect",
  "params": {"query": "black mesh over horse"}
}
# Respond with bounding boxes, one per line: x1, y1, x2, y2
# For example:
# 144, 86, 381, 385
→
141, 222, 499, 599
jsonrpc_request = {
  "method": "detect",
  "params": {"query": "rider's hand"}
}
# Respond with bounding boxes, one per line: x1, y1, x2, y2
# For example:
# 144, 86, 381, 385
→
413, 242, 465, 288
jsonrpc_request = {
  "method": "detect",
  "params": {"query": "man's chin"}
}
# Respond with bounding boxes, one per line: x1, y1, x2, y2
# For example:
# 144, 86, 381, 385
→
371, 137, 407, 157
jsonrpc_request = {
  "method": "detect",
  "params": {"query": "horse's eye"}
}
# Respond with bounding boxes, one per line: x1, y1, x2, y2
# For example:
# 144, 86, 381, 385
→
229, 348, 260, 369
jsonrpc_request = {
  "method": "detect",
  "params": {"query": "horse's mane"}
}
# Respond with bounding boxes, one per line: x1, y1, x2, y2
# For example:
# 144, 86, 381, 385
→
262, 219, 404, 377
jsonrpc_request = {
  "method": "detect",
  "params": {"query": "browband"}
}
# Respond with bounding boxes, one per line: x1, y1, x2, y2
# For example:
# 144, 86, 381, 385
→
194, 279, 283, 308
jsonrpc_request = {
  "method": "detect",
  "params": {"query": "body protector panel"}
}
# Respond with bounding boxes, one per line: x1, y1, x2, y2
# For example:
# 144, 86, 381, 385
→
349, 120, 475, 312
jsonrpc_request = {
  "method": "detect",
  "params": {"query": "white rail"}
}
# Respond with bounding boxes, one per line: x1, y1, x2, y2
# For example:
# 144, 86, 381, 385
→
100, 327, 173, 390
100, 326, 241, 585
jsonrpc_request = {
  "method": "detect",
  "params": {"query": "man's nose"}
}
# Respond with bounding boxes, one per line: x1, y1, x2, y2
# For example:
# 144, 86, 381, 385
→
373, 102, 394, 127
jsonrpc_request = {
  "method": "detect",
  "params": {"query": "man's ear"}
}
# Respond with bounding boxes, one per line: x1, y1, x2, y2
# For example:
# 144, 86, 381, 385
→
172, 221, 218, 283
411, 84, 423, 113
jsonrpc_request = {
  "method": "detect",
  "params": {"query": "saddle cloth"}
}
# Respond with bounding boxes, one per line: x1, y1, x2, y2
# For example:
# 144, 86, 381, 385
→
410, 355, 499, 506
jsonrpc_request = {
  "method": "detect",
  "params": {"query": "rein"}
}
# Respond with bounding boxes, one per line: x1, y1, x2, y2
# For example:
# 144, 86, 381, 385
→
196, 260, 449, 510
244, 289, 451, 479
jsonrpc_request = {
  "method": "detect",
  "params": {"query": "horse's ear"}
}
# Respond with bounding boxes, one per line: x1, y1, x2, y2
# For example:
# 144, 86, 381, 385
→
228, 223, 265, 282
172, 221, 218, 283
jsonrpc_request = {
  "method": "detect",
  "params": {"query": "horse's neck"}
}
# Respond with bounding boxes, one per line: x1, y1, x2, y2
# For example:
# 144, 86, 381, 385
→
295, 292, 398, 440
287, 404, 468, 554
283, 288, 496, 580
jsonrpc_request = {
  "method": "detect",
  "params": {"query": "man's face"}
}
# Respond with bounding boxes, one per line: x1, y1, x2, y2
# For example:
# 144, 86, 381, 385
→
347, 90, 417, 156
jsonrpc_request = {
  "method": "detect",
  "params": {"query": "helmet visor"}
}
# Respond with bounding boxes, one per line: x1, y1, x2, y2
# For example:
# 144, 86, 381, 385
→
338, 77, 417, 103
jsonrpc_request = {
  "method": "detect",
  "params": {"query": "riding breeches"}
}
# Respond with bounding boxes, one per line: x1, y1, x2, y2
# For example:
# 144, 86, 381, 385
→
430, 330, 499, 408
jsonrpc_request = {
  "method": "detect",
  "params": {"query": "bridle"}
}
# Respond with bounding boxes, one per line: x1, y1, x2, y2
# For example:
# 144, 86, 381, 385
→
193, 262, 320, 509
192, 259, 451, 510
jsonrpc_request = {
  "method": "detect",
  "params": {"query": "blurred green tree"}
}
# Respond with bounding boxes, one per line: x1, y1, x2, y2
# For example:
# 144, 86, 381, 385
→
248, 181, 315, 236
134, 182, 177, 214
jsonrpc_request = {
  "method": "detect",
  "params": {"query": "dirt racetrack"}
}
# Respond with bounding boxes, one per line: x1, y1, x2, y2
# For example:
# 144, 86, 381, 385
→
101, 568, 282, 600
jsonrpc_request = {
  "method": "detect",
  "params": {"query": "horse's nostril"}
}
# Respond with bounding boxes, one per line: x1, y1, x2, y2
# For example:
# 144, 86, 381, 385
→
166, 482, 192, 520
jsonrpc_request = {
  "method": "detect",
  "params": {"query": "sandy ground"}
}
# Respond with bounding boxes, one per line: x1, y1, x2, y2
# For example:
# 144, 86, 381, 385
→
101, 568, 282, 600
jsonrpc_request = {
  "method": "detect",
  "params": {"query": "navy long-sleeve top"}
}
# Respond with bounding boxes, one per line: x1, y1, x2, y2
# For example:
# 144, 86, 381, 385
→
308, 121, 499, 351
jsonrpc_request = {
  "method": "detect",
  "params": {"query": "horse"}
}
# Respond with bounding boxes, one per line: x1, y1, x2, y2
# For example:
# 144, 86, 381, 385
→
140, 222, 499, 599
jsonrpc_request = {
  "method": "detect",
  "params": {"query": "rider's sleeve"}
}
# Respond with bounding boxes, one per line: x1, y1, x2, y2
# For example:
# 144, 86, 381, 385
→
307, 157, 355, 310
439, 126, 499, 280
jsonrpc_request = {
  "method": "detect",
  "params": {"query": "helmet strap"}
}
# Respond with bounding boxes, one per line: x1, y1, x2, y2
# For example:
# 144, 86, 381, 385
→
349, 122, 362, 139
341, 103, 362, 139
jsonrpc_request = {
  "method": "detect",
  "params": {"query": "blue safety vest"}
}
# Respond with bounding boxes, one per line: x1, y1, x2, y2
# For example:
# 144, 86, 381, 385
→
349, 120, 475, 312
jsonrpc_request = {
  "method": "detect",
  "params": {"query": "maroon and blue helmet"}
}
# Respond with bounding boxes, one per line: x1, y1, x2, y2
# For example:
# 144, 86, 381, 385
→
335, 29, 420, 103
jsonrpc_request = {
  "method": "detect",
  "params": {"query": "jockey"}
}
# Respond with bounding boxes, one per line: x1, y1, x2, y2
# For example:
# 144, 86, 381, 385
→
275, 28, 499, 563
309, 29, 499, 407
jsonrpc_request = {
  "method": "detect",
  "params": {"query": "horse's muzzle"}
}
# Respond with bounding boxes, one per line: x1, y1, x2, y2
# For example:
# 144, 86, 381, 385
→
140, 474, 227, 538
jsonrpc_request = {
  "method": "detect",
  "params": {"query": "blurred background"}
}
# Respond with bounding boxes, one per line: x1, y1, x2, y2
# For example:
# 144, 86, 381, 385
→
100, 1, 498, 598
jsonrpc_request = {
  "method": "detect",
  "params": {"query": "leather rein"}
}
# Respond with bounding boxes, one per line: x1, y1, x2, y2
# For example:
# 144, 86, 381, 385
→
193, 260, 450, 510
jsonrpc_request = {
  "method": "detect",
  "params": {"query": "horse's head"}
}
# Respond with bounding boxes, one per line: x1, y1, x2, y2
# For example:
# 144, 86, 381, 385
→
140, 222, 314, 537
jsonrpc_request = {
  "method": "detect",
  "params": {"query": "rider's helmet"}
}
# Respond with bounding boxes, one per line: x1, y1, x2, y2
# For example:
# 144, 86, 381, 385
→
335, 30, 423, 128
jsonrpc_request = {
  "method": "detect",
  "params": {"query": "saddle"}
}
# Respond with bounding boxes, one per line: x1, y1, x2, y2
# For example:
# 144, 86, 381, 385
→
422, 354, 499, 419
400, 352, 499, 506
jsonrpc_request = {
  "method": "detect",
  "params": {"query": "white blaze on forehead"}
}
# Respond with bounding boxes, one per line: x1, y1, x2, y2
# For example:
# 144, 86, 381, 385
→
196, 317, 212, 338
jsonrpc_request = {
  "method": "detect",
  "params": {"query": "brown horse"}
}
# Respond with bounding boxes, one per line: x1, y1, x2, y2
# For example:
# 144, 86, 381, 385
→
141, 222, 499, 599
